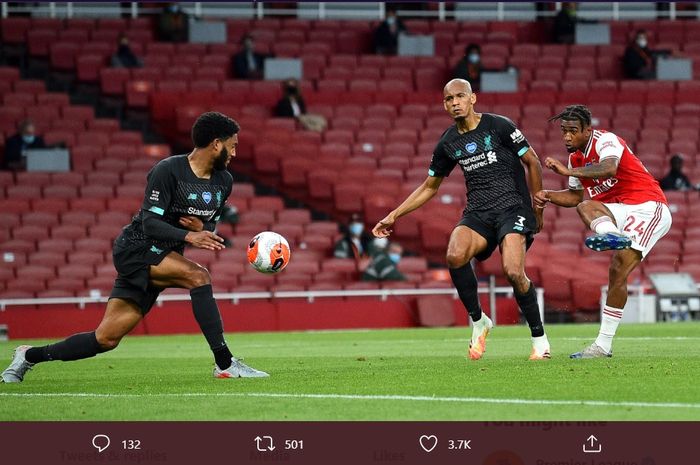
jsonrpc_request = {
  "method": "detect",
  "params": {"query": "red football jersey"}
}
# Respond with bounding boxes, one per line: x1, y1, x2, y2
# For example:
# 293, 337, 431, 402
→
568, 129, 667, 205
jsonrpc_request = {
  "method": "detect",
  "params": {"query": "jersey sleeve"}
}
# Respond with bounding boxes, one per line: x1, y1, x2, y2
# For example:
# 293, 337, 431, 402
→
427, 140, 456, 177
596, 132, 624, 162
567, 155, 584, 190
141, 160, 176, 217
496, 116, 530, 158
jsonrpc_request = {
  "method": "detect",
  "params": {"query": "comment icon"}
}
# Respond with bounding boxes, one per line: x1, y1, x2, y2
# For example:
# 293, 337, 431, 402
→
92, 434, 111, 453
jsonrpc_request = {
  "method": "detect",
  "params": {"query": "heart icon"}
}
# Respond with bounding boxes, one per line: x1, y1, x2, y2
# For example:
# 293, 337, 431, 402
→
419, 435, 438, 453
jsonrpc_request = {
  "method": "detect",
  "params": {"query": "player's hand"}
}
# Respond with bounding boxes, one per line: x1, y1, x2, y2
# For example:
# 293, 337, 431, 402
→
544, 157, 571, 176
533, 190, 550, 209
185, 231, 225, 251
372, 215, 395, 238
179, 216, 204, 232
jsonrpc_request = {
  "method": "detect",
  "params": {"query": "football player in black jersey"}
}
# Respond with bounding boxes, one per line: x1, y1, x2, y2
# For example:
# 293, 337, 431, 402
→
2, 112, 268, 383
373, 79, 550, 361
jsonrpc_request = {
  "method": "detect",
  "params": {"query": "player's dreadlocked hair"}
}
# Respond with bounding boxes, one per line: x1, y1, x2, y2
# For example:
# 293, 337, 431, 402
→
191, 112, 240, 148
548, 105, 592, 128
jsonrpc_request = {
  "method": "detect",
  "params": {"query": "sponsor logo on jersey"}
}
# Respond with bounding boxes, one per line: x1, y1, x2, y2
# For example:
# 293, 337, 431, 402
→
586, 178, 619, 198
458, 151, 498, 172
202, 192, 212, 204
484, 135, 493, 150
216, 191, 223, 206
187, 193, 197, 200
149, 190, 160, 202
150, 245, 164, 255
510, 128, 525, 144
466, 142, 477, 154
187, 206, 216, 216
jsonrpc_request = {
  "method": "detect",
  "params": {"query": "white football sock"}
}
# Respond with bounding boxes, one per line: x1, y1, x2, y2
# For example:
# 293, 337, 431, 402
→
590, 216, 619, 235
532, 334, 549, 353
595, 305, 623, 353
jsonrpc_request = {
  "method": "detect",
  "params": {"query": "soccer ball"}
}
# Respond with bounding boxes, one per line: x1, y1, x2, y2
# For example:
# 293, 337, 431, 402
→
247, 231, 291, 274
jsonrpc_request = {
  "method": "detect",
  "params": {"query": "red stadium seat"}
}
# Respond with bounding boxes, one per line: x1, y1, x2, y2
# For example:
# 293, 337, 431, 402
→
100, 68, 130, 96
27, 251, 66, 268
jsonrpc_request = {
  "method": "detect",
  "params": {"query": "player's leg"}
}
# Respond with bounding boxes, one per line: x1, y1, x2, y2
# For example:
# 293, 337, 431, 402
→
572, 201, 671, 358
446, 224, 492, 360
576, 200, 631, 251
149, 252, 268, 378
500, 233, 550, 360
2, 298, 142, 383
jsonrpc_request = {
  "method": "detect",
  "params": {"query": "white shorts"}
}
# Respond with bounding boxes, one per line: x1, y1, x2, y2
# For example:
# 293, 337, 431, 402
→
605, 201, 672, 259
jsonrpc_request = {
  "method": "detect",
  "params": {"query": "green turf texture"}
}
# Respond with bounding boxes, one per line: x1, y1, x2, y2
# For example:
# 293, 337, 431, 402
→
1, 322, 699, 421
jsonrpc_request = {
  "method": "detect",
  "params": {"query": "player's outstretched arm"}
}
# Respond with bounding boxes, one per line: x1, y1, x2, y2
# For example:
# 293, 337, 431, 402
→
372, 176, 443, 238
535, 188, 584, 208
544, 157, 618, 179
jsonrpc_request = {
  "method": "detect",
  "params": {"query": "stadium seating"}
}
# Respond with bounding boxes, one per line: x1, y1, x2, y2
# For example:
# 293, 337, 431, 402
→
3, 15, 700, 315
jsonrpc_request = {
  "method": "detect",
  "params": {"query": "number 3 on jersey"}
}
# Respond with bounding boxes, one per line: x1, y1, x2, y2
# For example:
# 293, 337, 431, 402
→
623, 215, 646, 238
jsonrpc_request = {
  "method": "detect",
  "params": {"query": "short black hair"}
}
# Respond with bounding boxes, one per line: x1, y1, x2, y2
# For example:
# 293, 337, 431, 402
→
548, 104, 592, 128
191, 112, 239, 148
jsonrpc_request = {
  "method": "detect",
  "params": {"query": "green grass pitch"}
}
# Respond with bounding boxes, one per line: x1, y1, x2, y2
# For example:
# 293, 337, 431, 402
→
1, 322, 699, 421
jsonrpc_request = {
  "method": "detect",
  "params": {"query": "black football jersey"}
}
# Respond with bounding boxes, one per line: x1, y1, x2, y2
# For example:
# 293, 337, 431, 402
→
121, 154, 233, 250
428, 113, 533, 212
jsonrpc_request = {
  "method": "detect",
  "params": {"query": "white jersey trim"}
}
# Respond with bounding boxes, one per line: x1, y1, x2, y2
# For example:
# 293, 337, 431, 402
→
567, 155, 584, 190
595, 131, 624, 162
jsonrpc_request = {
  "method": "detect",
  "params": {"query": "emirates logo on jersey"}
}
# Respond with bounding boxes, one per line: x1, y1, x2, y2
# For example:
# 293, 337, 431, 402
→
587, 178, 619, 198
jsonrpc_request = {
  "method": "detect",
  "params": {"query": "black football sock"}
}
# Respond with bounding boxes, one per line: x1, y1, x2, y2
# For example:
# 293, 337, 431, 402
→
515, 282, 545, 337
190, 284, 232, 370
25, 331, 105, 364
448, 262, 483, 322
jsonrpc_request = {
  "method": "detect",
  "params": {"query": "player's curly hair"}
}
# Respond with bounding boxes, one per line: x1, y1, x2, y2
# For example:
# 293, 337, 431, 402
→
548, 105, 592, 128
191, 112, 240, 148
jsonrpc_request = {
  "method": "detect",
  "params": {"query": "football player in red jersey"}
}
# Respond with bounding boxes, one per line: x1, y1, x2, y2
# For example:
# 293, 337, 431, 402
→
535, 105, 672, 359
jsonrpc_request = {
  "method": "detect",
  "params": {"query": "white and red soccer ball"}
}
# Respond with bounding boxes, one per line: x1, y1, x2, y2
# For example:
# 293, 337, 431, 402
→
246, 231, 291, 274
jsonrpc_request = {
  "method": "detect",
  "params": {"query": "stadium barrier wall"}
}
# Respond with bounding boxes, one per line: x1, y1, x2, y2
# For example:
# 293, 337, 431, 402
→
0, 294, 523, 339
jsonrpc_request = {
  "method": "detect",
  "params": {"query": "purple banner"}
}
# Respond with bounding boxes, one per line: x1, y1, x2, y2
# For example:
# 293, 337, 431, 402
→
0, 422, 696, 465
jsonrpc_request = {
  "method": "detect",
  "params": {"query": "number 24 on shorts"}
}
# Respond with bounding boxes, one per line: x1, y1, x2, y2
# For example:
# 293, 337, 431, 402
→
623, 216, 645, 236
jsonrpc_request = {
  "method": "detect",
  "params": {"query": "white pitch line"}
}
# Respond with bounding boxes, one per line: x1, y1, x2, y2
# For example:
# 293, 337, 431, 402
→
243, 336, 700, 348
1, 392, 699, 409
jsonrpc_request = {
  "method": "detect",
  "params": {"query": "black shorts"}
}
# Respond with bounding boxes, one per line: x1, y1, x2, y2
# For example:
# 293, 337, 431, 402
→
109, 235, 181, 315
457, 204, 536, 262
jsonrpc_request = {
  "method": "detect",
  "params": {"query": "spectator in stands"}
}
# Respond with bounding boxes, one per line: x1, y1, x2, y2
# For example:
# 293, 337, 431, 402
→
553, 2, 577, 44
111, 34, 142, 68
453, 44, 483, 92
156, 3, 189, 43
2, 119, 45, 171
334, 213, 373, 260
362, 242, 406, 282
659, 154, 694, 191
274, 78, 327, 132
623, 29, 655, 79
373, 8, 406, 55
232, 34, 265, 80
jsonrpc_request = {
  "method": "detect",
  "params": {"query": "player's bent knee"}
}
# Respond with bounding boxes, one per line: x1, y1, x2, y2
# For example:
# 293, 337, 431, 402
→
502, 264, 527, 289
576, 200, 594, 215
95, 334, 120, 352
185, 265, 211, 289
446, 250, 469, 268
